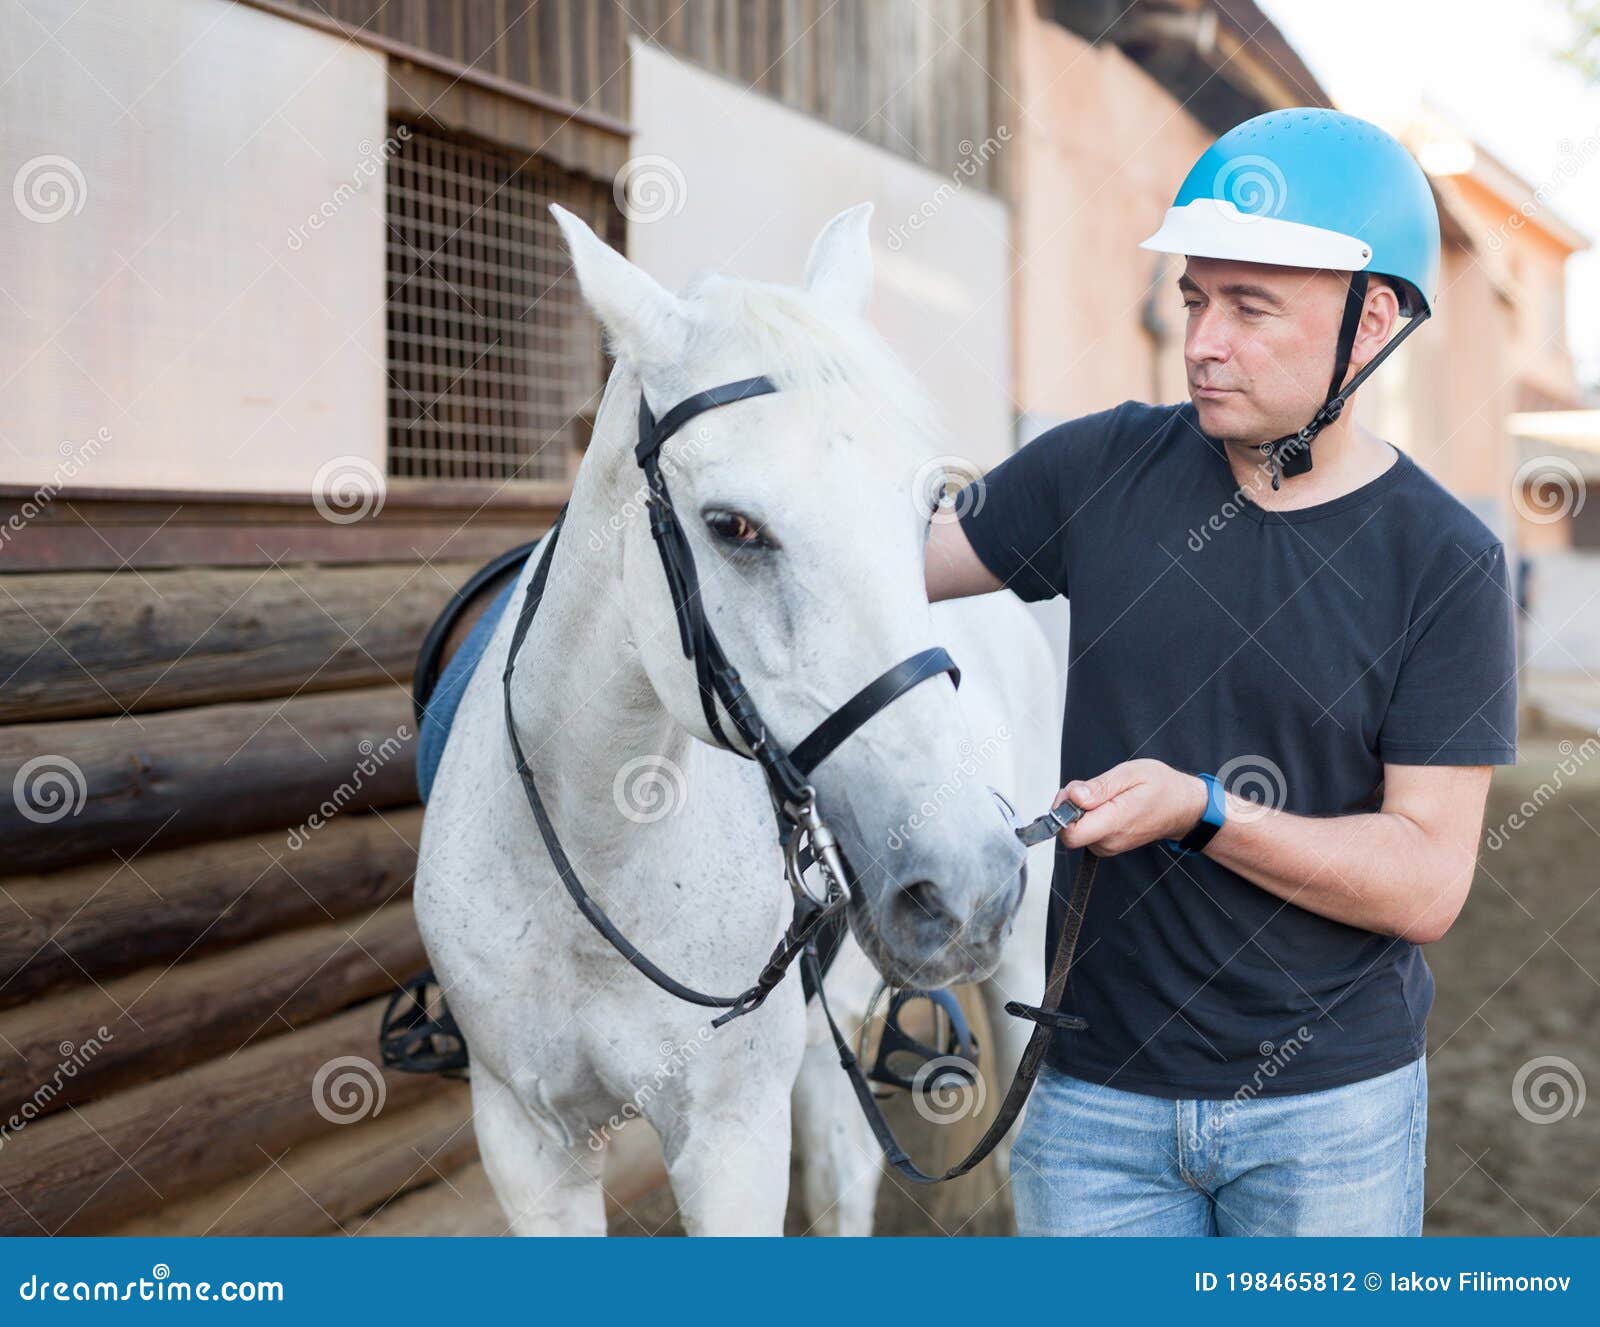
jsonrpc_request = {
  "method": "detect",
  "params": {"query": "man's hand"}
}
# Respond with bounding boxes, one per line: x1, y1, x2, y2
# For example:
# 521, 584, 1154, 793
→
1051, 759, 1491, 941
1053, 759, 1208, 855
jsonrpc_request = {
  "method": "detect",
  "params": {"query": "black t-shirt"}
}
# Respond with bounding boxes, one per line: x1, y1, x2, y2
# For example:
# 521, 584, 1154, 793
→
958, 401, 1519, 1098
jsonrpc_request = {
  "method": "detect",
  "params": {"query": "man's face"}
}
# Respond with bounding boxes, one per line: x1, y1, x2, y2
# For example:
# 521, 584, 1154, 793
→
1178, 257, 1352, 444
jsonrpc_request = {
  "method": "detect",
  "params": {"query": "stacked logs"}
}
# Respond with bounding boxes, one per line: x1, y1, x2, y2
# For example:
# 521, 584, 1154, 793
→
0, 563, 478, 1235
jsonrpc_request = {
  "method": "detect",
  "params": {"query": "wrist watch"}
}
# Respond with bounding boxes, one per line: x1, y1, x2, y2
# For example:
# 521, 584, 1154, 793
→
1163, 772, 1226, 856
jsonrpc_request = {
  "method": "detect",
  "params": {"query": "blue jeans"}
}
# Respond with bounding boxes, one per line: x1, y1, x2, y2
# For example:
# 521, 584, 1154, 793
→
1009, 1057, 1427, 1236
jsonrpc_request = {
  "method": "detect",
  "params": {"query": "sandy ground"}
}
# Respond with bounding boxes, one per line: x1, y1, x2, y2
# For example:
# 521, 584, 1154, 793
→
1421, 734, 1599, 1235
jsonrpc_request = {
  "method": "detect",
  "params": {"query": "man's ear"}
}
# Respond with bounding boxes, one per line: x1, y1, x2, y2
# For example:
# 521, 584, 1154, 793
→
1351, 277, 1401, 373
803, 203, 874, 318
549, 203, 693, 382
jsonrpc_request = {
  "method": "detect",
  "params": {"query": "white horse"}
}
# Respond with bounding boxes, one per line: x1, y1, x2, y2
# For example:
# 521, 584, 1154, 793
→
416, 202, 1048, 1236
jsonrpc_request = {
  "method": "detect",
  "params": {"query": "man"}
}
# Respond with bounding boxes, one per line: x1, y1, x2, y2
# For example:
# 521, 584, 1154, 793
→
927, 109, 1519, 1236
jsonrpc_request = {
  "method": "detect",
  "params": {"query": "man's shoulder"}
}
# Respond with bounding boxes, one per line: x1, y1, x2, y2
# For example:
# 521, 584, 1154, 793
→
1389, 447, 1506, 563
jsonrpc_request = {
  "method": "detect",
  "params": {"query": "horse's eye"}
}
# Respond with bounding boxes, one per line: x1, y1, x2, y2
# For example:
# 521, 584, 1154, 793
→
704, 510, 768, 548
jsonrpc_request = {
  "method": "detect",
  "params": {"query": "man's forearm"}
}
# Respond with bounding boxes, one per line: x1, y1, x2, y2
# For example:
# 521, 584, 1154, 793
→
1202, 795, 1474, 944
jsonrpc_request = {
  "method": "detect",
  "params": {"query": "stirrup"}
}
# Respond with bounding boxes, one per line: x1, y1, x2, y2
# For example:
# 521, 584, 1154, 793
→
380, 968, 470, 1078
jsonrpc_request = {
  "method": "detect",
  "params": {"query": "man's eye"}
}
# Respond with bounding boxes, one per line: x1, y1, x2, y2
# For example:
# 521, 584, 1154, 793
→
705, 510, 768, 547
1182, 299, 1202, 312
1239, 306, 1267, 318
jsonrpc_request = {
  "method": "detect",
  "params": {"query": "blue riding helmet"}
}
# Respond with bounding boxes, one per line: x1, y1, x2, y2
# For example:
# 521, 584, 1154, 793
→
1140, 108, 1442, 486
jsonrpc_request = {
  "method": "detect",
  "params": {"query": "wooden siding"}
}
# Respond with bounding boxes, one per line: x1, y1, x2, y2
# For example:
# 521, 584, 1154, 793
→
291, 0, 1010, 193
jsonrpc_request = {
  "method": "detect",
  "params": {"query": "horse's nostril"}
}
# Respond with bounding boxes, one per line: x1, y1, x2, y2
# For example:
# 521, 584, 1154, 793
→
894, 879, 956, 929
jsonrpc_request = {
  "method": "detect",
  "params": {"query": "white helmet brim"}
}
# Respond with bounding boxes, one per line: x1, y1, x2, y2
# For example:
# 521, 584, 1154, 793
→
1139, 198, 1374, 273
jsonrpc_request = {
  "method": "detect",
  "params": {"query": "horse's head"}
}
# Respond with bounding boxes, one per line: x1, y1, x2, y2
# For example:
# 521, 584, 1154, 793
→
550, 203, 1025, 988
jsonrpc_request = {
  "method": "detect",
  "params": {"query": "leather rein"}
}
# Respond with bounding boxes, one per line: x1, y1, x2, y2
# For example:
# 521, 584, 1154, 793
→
503, 373, 1098, 1181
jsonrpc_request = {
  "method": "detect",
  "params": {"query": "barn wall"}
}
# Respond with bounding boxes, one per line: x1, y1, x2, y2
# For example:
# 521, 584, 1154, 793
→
292, 0, 1009, 195
626, 40, 1015, 470
0, 588, 445, 1233
0, 0, 388, 494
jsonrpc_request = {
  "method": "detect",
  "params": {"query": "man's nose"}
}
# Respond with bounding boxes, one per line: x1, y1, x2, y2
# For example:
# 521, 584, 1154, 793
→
1185, 305, 1232, 365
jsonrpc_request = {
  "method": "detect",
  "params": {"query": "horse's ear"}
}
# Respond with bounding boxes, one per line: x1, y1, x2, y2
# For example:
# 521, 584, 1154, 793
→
549, 204, 691, 378
803, 203, 874, 318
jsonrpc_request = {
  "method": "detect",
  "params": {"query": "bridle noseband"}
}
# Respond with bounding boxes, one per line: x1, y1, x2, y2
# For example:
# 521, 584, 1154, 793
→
504, 374, 959, 1024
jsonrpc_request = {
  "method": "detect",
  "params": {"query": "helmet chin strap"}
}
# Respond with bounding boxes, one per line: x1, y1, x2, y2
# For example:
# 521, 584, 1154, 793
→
1259, 271, 1432, 491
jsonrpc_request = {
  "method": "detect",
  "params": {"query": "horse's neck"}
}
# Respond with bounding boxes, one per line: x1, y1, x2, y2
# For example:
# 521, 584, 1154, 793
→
504, 393, 699, 877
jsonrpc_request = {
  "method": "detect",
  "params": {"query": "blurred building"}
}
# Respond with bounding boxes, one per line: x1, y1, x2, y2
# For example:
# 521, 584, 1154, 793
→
1406, 130, 1595, 727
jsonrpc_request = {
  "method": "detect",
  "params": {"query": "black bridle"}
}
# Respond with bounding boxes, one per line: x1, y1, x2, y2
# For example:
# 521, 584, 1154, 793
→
502, 373, 1099, 1182
504, 374, 960, 1025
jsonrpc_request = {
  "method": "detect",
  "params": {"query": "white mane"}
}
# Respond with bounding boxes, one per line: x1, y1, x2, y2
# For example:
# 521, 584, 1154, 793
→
671, 271, 950, 467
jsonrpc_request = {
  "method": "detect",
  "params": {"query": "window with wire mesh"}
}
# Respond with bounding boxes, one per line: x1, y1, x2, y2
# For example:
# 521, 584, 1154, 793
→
385, 125, 620, 483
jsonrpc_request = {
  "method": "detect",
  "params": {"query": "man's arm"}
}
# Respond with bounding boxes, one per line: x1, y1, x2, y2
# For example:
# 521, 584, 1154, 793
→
925, 516, 1002, 601
1053, 759, 1490, 943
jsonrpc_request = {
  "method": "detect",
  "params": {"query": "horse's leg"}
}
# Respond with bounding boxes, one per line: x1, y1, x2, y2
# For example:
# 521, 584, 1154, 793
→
652, 1082, 793, 1237
791, 1039, 882, 1235
472, 1063, 605, 1236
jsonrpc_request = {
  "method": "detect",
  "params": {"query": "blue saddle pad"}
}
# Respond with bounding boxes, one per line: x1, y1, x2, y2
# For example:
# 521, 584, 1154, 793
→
416, 575, 521, 803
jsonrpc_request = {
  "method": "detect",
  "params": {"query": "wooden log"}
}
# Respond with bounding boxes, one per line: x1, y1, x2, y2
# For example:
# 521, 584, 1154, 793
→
0, 901, 425, 1123
0, 563, 487, 724
0, 484, 563, 573
0, 686, 419, 876
111, 1091, 476, 1237
0, 808, 421, 1009
353, 1159, 506, 1237
0, 998, 435, 1235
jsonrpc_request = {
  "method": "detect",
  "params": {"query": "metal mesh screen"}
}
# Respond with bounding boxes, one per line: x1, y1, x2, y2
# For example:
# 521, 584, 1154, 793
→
385, 125, 617, 483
